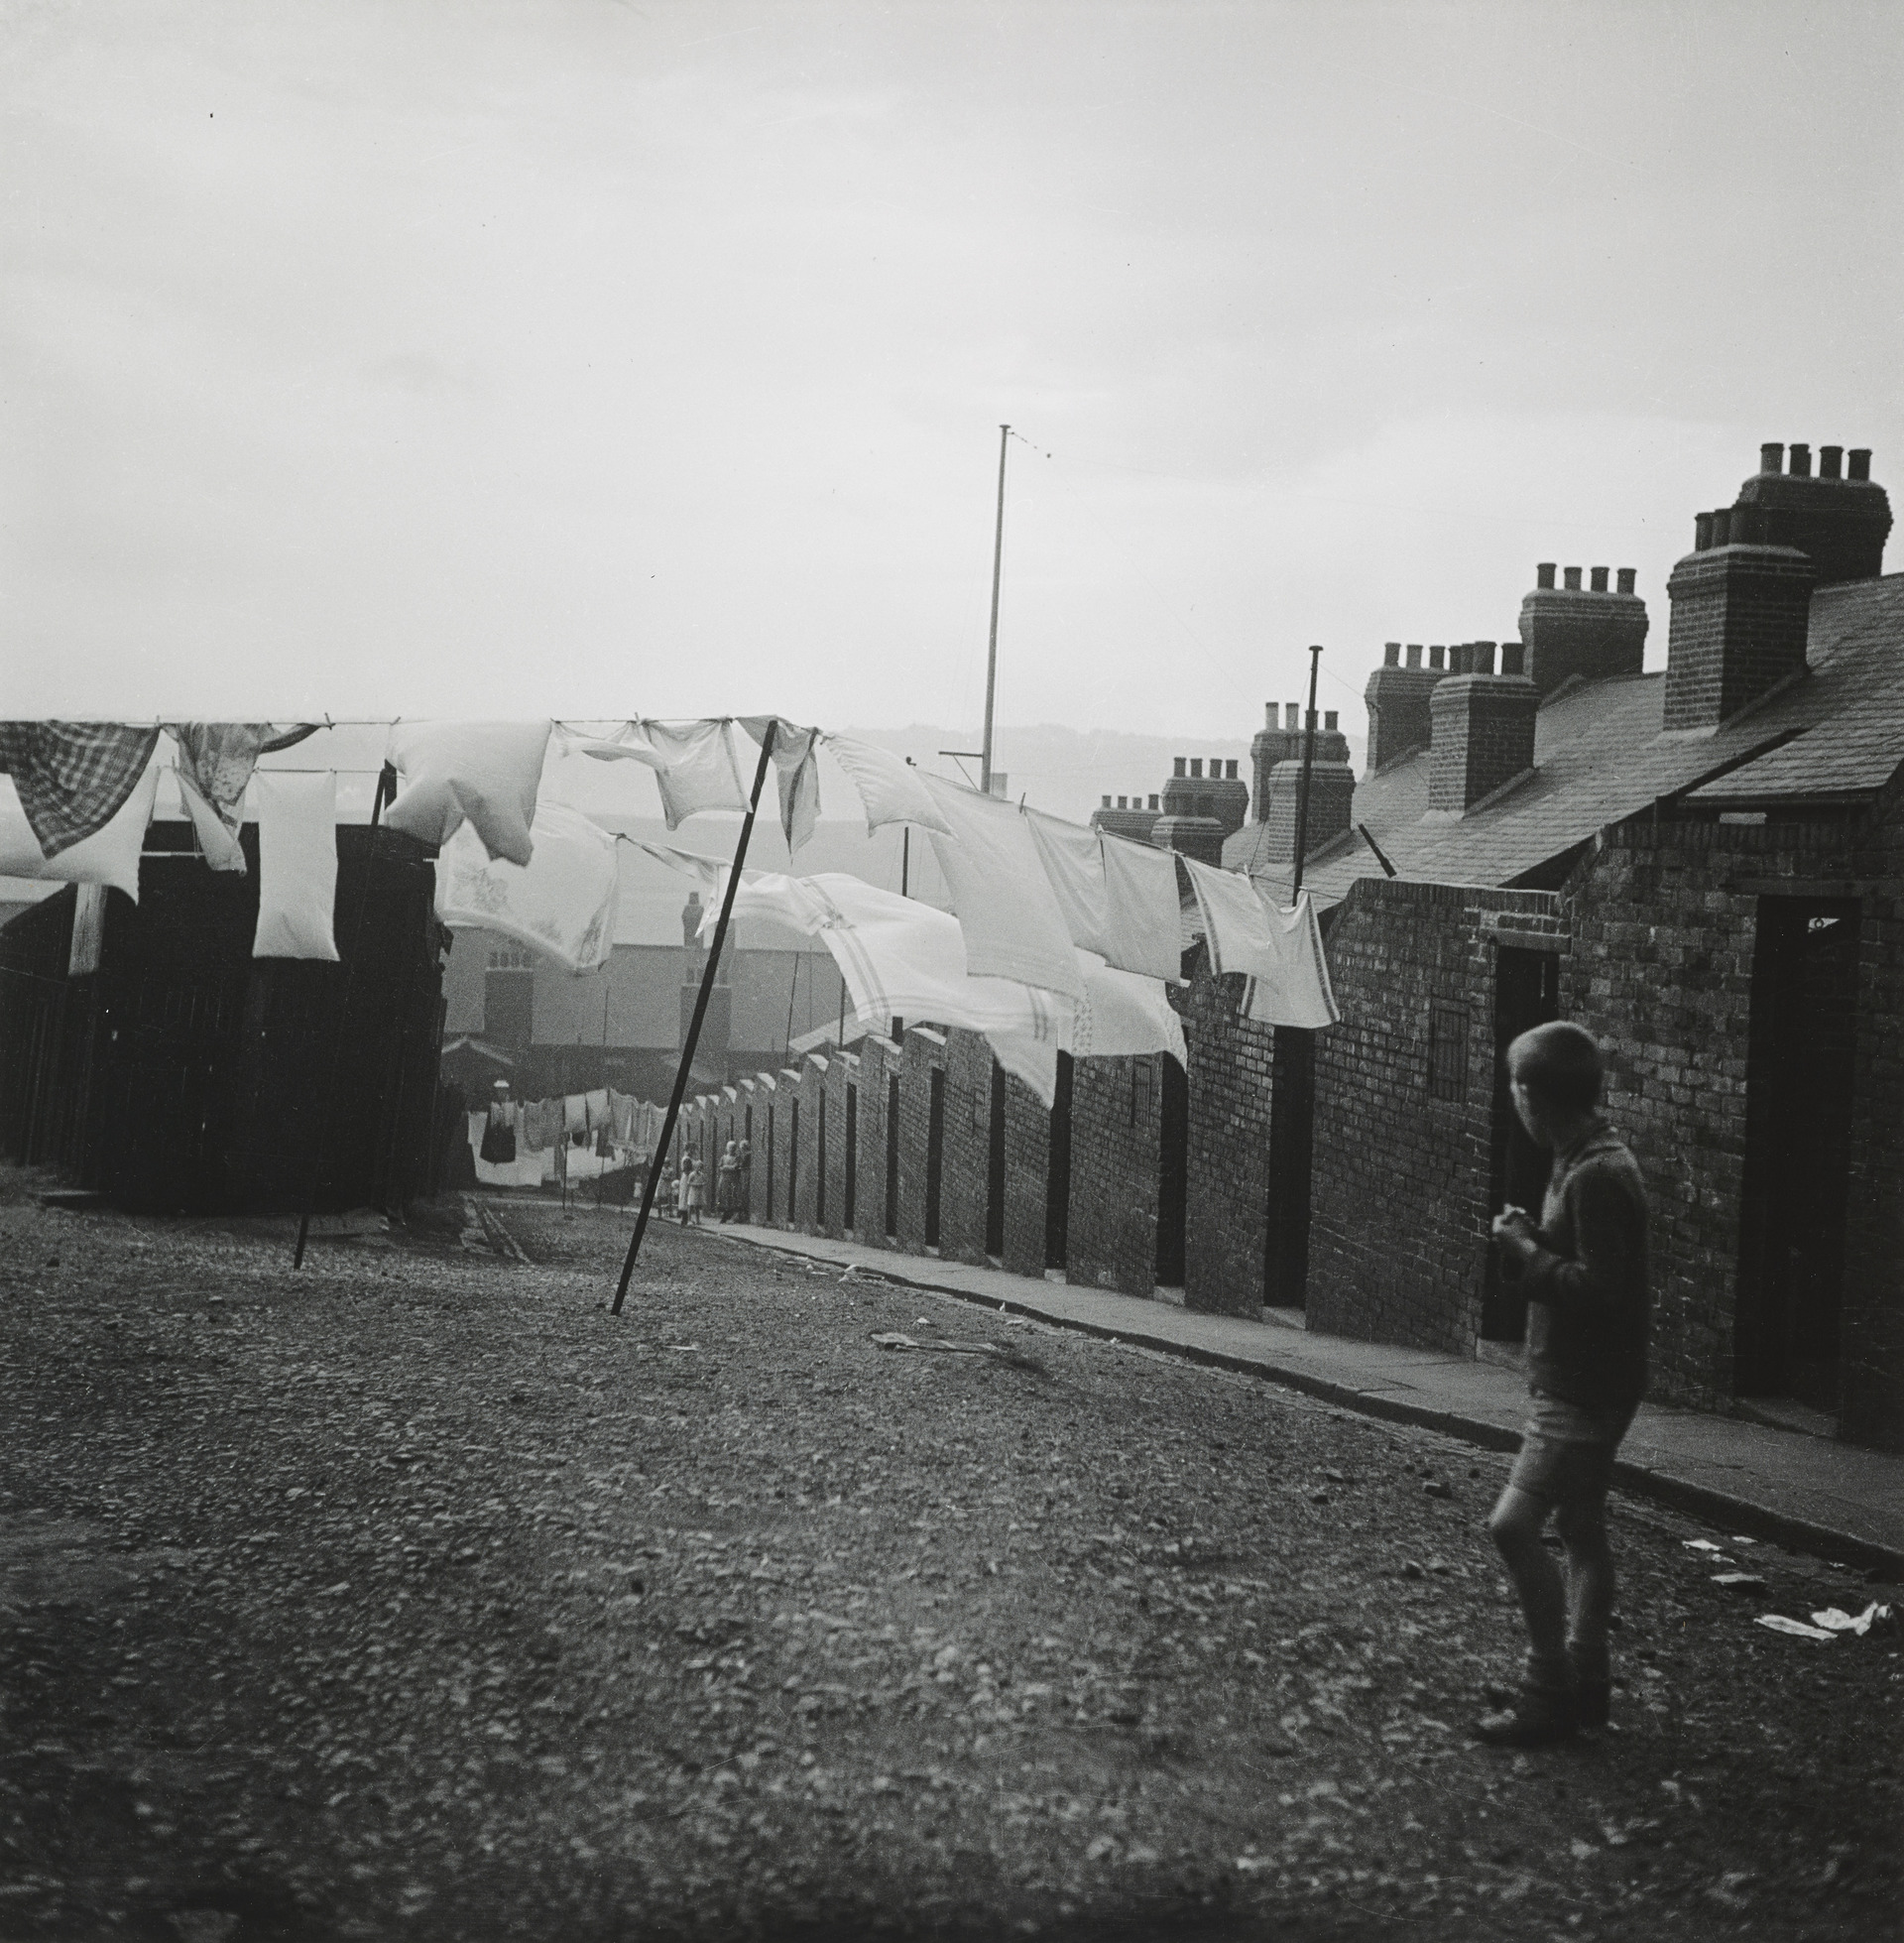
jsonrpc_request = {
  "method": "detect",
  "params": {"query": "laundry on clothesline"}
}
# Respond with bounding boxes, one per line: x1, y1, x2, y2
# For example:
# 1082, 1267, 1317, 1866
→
1180, 855, 1339, 1030
252, 771, 340, 961
821, 733, 952, 837
169, 723, 273, 870
1023, 808, 1184, 983
738, 716, 822, 853
0, 722, 162, 860
0, 751, 159, 904
591, 720, 750, 827
919, 773, 1083, 1000
435, 798, 620, 974
384, 721, 551, 867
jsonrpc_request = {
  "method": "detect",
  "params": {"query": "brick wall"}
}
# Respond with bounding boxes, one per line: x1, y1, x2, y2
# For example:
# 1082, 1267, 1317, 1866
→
818, 1051, 857, 1240
1563, 803, 1904, 1440
999, 1065, 1053, 1277
937, 1031, 995, 1266
1065, 1053, 1160, 1296
790, 1056, 826, 1232
1177, 957, 1276, 1317
853, 1034, 901, 1248
1428, 675, 1539, 811
1309, 878, 1564, 1351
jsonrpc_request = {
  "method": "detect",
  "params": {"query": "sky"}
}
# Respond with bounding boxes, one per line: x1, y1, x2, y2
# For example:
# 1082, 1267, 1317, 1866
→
4, 0, 1900, 747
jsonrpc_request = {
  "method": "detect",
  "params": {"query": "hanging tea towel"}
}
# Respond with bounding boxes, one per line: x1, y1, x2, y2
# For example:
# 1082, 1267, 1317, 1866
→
252, 771, 340, 960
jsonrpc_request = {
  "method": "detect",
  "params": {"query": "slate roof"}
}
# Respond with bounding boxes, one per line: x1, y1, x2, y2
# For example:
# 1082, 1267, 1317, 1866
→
1222, 571, 1904, 910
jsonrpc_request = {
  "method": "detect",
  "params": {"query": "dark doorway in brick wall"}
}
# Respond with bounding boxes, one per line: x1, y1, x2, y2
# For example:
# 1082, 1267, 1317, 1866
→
843, 1083, 857, 1233
816, 1090, 827, 1228
1485, 946, 1560, 1343
766, 1105, 774, 1215
788, 1098, 800, 1223
744, 1104, 753, 1145
1265, 1030, 1315, 1308
985, 1062, 1007, 1260
1045, 1051, 1074, 1271
924, 1069, 945, 1249
885, 1075, 899, 1238
1735, 898, 1859, 1412
1155, 1055, 1188, 1286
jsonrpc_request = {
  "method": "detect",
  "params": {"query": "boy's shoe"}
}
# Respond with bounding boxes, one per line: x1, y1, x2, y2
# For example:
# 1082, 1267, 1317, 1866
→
1474, 1685, 1577, 1749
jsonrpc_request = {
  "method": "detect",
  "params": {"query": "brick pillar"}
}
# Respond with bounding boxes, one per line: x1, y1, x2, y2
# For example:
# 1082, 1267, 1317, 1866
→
1663, 542, 1817, 731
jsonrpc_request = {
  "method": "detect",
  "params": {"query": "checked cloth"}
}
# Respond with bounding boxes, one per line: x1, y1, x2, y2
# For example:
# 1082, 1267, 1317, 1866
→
0, 722, 161, 859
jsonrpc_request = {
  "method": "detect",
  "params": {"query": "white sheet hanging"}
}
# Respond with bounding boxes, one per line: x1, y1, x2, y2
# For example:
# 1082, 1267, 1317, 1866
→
723, 869, 1075, 1106
0, 761, 158, 904
384, 721, 551, 867
252, 771, 339, 960
1023, 809, 1184, 983
1070, 952, 1187, 1067
920, 774, 1082, 1000
434, 799, 620, 974
600, 720, 750, 827
738, 716, 821, 853
821, 733, 953, 836
1181, 856, 1339, 1029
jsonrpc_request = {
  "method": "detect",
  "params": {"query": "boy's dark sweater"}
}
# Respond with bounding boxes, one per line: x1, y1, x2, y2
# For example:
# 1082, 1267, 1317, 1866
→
1521, 1116, 1650, 1407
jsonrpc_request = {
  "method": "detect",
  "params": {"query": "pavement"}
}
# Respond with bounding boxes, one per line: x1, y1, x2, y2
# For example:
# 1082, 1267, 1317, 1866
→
665, 1215, 1904, 1580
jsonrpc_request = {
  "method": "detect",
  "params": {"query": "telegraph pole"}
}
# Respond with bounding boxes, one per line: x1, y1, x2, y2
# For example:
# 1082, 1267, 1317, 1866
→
1291, 645, 1323, 895
981, 424, 1010, 794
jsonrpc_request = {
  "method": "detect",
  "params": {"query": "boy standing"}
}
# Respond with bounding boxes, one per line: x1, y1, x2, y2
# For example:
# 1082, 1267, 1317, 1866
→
1479, 1022, 1650, 1748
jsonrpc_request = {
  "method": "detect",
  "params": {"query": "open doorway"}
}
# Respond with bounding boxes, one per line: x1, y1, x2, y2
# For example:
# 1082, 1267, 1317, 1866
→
1735, 898, 1859, 1415
1264, 1029, 1315, 1308
787, 1098, 799, 1223
816, 1090, 827, 1228
1155, 1056, 1187, 1287
1044, 1051, 1073, 1272
1484, 947, 1561, 1342
985, 1061, 1007, 1260
924, 1069, 945, 1249
843, 1083, 858, 1233
885, 1074, 899, 1238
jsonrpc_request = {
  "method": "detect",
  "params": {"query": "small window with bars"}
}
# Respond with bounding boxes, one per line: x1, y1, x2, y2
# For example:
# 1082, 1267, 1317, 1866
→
1428, 1002, 1468, 1102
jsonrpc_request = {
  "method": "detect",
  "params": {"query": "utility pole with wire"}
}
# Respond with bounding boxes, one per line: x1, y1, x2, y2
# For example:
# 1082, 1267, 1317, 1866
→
1291, 645, 1324, 896
981, 423, 1010, 794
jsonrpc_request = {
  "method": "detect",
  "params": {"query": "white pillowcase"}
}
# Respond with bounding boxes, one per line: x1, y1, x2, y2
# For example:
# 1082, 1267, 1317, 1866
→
252, 772, 339, 960
0, 762, 159, 903
384, 721, 551, 867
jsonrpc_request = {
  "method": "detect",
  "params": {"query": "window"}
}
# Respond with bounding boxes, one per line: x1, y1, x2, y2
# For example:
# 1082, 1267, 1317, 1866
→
1429, 1002, 1468, 1102
486, 945, 534, 971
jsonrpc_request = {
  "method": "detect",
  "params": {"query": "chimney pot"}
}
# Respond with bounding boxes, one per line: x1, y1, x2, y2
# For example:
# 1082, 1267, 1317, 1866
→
1820, 445, 1844, 480
1173, 757, 1186, 778
1500, 642, 1525, 676
1323, 711, 1338, 732
1695, 512, 1714, 550
1475, 642, 1497, 675
1285, 704, 1300, 732
1847, 448, 1872, 482
1189, 758, 1203, 780
1148, 794, 1159, 810
1563, 566, 1583, 591
1536, 562, 1556, 589
1711, 508, 1731, 546
1383, 641, 1401, 666
1225, 759, 1238, 780
1760, 441, 1784, 474
1101, 795, 1112, 808
1590, 566, 1609, 593
1788, 443, 1812, 477
1429, 646, 1446, 669
1405, 643, 1423, 668
1616, 567, 1637, 595
1458, 644, 1476, 674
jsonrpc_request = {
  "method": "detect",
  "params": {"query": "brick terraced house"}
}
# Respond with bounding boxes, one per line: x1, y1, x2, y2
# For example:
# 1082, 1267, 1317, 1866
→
674, 441, 1900, 1452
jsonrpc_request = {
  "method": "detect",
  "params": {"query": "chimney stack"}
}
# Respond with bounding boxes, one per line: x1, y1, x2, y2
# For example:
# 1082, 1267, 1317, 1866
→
1665, 524, 1816, 730
1365, 636, 1449, 772
1724, 438, 1890, 583
1428, 661, 1538, 813
1518, 557, 1649, 695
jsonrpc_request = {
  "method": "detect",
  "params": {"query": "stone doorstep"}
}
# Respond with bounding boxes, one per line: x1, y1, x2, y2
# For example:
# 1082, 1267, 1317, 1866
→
694, 1220, 1904, 1582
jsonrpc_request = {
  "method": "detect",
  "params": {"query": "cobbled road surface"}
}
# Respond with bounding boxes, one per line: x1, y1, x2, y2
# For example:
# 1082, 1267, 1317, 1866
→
0, 1171, 1897, 1942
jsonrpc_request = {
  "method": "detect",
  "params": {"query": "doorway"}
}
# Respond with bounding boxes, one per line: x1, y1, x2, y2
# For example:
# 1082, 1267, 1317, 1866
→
885, 1075, 899, 1238
924, 1069, 945, 1249
1735, 898, 1859, 1410
985, 1061, 1007, 1260
816, 1090, 827, 1228
788, 1098, 800, 1223
1155, 1056, 1188, 1286
1485, 947, 1561, 1342
1264, 1029, 1315, 1308
843, 1083, 858, 1233
1044, 1051, 1074, 1272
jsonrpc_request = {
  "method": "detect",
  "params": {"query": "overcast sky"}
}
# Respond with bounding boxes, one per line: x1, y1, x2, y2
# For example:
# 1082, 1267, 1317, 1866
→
4, 0, 1899, 743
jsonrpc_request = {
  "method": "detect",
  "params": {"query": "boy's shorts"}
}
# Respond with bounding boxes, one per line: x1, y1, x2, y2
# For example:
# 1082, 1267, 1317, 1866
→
1507, 1391, 1637, 1512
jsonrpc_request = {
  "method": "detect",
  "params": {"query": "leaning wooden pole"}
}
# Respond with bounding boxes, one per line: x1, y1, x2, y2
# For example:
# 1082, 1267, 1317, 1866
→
612, 719, 777, 1314
294, 763, 393, 1269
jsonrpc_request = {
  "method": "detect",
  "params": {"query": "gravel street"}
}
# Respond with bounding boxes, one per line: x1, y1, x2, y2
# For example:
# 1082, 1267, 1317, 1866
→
1, 1174, 1898, 1942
